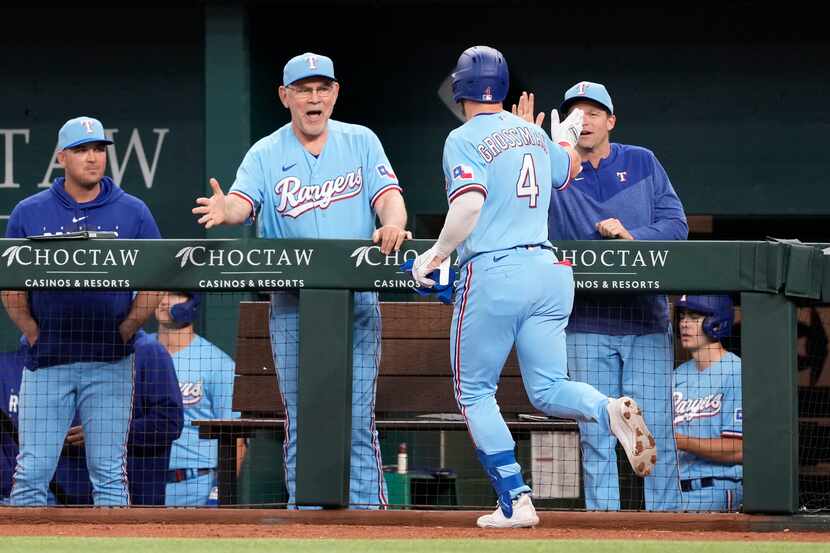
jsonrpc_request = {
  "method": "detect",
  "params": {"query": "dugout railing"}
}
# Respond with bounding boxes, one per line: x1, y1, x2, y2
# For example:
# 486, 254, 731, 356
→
0, 237, 823, 514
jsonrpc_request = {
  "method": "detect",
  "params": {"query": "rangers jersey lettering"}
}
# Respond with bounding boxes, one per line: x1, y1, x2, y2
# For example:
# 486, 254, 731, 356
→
179, 380, 204, 407
229, 119, 401, 240
274, 168, 363, 217
673, 392, 723, 424
673, 351, 743, 482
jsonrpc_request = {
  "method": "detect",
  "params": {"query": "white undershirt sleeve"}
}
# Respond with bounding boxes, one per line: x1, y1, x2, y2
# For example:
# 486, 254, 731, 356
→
433, 190, 485, 258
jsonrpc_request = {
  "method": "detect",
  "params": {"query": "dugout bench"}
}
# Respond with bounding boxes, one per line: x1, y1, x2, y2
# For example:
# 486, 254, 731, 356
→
194, 300, 578, 506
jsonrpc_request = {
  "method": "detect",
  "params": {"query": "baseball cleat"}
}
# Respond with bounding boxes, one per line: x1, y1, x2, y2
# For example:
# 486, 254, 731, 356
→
607, 396, 657, 477
476, 493, 540, 529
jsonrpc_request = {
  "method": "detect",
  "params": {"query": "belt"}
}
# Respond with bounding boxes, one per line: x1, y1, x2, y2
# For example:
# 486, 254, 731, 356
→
516, 243, 554, 252
680, 476, 742, 492
466, 244, 555, 267
167, 468, 214, 483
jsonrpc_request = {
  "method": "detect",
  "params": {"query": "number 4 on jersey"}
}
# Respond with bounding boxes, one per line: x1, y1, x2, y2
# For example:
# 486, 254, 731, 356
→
516, 154, 539, 208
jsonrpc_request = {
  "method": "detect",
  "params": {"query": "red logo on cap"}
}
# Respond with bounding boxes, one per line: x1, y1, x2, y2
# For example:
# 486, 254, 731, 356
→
577, 82, 588, 95
81, 119, 95, 134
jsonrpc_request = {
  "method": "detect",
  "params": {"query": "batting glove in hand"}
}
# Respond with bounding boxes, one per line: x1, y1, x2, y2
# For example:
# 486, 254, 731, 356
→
400, 258, 457, 304
408, 246, 449, 287
551, 108, 584, 149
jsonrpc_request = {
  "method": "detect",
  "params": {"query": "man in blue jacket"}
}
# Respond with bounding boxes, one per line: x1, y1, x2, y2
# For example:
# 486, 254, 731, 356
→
0, 116, 163, 506
546, 82, 687, 511
0, 332, 183, 505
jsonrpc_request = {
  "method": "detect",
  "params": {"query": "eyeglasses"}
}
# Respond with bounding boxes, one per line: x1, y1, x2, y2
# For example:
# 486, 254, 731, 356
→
287, 84, 334, 100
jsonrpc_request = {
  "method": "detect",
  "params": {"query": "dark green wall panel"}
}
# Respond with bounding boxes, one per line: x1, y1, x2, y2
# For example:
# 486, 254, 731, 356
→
0, 7, 205, 239
247, 4, 829, 218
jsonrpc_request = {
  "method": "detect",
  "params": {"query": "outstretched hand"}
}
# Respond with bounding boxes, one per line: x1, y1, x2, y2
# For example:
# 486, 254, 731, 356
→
553, 108, 584, 148
193, 178, 227, 229
511, 92, 545, 127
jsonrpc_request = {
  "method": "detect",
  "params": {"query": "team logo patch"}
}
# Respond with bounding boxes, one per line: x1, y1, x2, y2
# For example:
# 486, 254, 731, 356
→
376, 164, 397, 180
482, 86, 493, 102
452, 164, 474, 180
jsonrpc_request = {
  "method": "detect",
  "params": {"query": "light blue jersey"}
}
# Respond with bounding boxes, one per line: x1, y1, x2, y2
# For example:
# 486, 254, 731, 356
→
229, 120, 401, 239
443, 111, 569, 264
673, 351, 743, 482
152, 334, 238, 470
229, 118, 397, 508
444, 110, 612, 514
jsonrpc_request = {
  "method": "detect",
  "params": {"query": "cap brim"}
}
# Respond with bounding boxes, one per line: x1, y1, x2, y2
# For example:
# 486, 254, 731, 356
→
62, 137, 114, 150
559, 97, 612, 115
285, 74, 337, 86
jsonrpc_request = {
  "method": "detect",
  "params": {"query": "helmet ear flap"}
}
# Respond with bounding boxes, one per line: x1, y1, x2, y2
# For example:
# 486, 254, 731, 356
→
675, 295, 734, 341
702, 315, 721, 340
170, 293, 202, 326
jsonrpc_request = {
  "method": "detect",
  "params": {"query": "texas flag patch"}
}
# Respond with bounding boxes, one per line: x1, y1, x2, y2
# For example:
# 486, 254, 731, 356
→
376, 164, 397, 180
452, 164, 474, 180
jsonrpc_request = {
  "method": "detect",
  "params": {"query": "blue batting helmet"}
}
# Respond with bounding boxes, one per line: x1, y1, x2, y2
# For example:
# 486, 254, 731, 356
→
451, 46, 509, 104
170, 292, 203, 326
675, 294, 734, 340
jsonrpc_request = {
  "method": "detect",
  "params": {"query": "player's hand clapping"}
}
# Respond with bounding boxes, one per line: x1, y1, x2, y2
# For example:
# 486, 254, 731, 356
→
512, 92, 545, 127
552, 108, 584, 149
193, 178, 228, 229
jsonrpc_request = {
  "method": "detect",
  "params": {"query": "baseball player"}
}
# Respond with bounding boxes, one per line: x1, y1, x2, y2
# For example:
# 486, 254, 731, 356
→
192, 52, 409, 508
152, 292, 237, 506
515, 81, 688, 510
1, 116, 162, 506
410, 45, 656, 528
673, 295, 742, 511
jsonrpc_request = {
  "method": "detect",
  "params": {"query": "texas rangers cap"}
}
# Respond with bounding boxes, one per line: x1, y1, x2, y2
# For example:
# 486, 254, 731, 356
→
560, 81, 614, 115
283, 53, 336, 86
58, 116, 114, 150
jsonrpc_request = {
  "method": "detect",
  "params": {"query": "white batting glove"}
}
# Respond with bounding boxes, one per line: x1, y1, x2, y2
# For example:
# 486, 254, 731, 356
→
551, 108, 583, 148
411, 246, 450, 287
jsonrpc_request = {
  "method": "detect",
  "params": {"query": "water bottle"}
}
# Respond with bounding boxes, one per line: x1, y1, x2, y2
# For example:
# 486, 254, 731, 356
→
397, 443, 408, 474
207, 485, 219, 507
